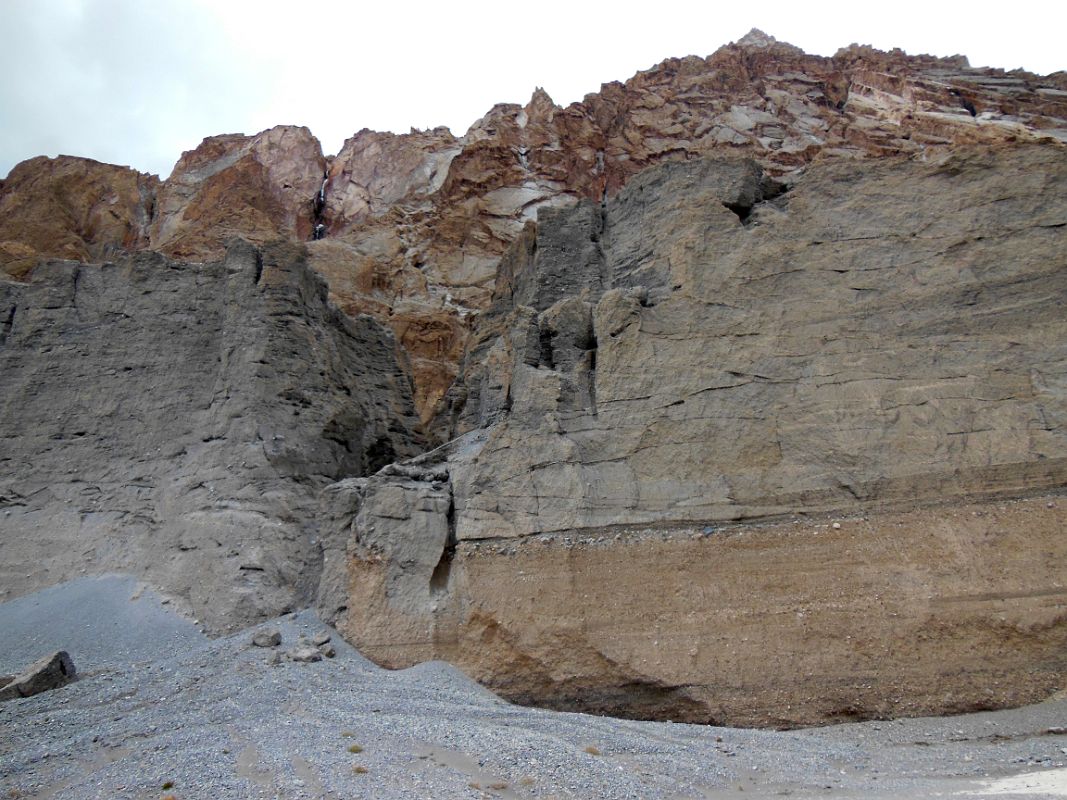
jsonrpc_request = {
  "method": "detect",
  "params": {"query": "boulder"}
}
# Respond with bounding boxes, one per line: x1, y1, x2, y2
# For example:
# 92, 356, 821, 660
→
251, 629, 282, 648
0, 651, 76, 701
287, 646, 322, 664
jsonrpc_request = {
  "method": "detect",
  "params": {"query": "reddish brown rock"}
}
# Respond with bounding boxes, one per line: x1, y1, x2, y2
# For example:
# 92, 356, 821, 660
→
308, 31, 1066, 422
149, 125, 326, 260
0, 156, 158, 279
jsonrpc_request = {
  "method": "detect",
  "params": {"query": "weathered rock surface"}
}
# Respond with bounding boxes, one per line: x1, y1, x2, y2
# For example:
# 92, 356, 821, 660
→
447, 145, 1067, 536
149, 126, 327, 260
0, 156, 158, 279
352, 493, 1067, 728
0, 651, 76, 701
0, 240, 423, 631
332, 144, 1067, 725
1, 33, 1066, 728
3, 33, 1064, 425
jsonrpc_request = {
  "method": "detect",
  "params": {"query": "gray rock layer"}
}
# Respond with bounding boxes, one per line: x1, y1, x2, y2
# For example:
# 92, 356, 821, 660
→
449, 144, 1067, 538
0, 241, 423, 631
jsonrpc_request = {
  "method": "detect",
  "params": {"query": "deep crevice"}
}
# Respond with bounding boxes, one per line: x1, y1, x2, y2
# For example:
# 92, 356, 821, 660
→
725, 180, 790, 227
430, 496, 457, 595
365, 437, 396, 474
723, 201, 753, 224
71, 267, 82, 308
312, 169, 329, 240
538, 326, 555, 369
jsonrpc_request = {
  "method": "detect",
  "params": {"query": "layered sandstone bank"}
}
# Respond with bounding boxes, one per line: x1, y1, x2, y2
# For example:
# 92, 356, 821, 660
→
337, 491, 1067, 728
329, 145, 1067, 726
0, 241, 423, 631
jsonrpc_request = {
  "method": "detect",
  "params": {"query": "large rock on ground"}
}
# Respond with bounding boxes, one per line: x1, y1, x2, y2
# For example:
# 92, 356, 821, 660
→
0, 651, 76, 701
0, 240, 423, 631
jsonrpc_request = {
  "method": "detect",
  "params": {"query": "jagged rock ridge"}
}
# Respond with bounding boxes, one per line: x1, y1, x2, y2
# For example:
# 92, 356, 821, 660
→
2, 31, 1065, 426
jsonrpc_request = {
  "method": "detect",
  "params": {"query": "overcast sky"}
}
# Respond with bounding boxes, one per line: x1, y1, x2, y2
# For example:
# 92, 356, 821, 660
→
2, 0, 1065, 180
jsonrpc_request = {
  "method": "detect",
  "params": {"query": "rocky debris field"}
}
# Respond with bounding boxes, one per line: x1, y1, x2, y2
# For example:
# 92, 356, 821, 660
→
1, 576, 1066, 799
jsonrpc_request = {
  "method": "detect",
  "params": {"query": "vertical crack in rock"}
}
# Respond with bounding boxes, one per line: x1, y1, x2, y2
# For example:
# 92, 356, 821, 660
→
0, 303, 15, 345
252, 250, 264, 286
312, 169, 329, 240
70, 266, 81, 308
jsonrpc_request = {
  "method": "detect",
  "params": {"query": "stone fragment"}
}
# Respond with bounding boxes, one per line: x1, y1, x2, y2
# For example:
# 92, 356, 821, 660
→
287, 647, 323, 663
251, 629, 282, 648
0, 651, 76, 701
310, 631, 332, 647
319, 644, 336, 659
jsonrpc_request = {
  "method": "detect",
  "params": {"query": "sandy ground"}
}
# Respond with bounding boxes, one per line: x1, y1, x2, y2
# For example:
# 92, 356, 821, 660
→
1, 575, 1065, 799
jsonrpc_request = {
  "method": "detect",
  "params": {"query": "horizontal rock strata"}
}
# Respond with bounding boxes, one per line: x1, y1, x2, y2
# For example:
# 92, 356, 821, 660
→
332, 144, 1067, 725
341, 490, 1067, 727
1, 32, 1066, 728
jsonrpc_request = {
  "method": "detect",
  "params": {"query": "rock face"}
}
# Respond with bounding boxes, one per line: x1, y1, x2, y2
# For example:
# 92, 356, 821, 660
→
332, 144, 1067, 726
0, 156, 158, 279
149, 126, 327, 260
448, 145, 1067, 535
3, 32, 1065, 426
0, 240, 423, 631
1, 33, 1066, 727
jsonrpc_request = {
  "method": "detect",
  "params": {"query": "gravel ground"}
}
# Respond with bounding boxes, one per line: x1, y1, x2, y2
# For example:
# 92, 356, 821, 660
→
1, 576, 1065, 799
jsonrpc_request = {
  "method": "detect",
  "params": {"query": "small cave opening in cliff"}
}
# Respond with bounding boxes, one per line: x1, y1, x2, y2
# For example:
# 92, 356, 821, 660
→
429, 543, 454, 596
949, 88, 978, 117
364, 437, 396, 474
723, 200, 753, 224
